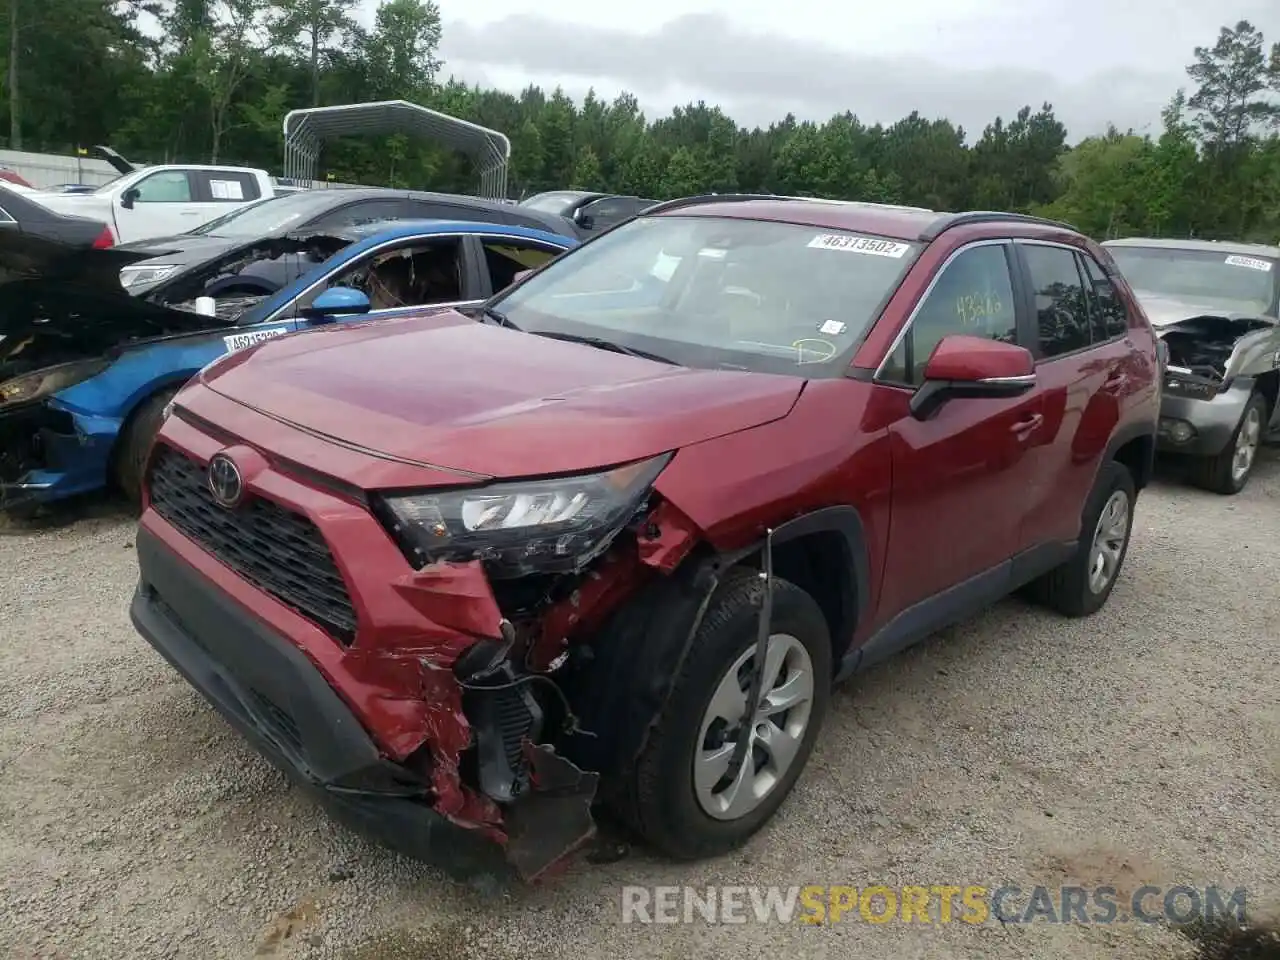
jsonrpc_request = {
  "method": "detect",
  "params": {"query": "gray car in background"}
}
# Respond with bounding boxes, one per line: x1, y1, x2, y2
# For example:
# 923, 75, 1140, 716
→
1104, 237, 1280, 494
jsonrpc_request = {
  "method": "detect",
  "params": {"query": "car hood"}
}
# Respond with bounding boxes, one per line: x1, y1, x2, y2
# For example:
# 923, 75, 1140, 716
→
0, 230, 219, 373
114, 233, 242, 263
1133, 291, 1273, 328
201, 310, 806, 478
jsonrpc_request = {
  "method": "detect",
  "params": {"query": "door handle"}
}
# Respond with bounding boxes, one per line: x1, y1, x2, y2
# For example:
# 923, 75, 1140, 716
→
1010, 413, 1044, 439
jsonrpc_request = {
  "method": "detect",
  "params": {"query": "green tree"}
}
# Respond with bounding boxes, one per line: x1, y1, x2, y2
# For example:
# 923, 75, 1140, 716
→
570, 146, 602, 190
267, 0, 358, 106
1187, 20, 1277, 154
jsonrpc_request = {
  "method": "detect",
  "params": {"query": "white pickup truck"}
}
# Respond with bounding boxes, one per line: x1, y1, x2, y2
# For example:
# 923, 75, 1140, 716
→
32, 161, 278, 244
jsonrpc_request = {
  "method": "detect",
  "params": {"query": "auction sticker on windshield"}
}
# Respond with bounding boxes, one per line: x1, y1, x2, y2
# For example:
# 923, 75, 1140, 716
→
808, 234, 910, 257
1224, 254, 1272, 271
223, 327, 289, 352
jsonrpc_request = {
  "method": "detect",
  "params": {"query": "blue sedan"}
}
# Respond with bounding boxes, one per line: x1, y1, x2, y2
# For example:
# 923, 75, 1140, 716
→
0, 219, 576, 514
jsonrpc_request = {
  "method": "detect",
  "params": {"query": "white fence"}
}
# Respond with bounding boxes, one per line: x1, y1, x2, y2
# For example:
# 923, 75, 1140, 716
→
0, 149, 121, 189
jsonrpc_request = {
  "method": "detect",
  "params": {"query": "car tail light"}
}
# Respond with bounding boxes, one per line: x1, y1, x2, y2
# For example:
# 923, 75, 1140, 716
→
92, 225, 115, 249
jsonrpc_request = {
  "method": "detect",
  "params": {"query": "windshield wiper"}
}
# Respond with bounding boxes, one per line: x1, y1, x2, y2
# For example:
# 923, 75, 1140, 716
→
480, 306, 521, 330
530, 331, 675, 365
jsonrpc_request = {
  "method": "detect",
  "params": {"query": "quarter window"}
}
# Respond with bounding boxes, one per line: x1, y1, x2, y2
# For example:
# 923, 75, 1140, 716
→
881, 244, 1018, 386
1024, 244, 1091, 358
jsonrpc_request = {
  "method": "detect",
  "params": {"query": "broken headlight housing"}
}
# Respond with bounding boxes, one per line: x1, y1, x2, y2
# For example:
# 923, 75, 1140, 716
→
119, 264, 179, 289
0, 358, 111, 408
377, 453, 672, 578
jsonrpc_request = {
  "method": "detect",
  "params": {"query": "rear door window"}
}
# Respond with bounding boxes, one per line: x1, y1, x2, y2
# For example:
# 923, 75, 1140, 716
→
309, 199, 414, 230
1022, 243, 1092, 358
479, 238, 563, 293
192, 171, 261, 203
1080, 253, 1128, 339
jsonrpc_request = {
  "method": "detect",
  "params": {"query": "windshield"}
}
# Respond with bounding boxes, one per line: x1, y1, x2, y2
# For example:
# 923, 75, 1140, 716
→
187, 192, 327, 237
490, 214, 922, 376
521, 192, 586, 215
1108, 245, 1278, 316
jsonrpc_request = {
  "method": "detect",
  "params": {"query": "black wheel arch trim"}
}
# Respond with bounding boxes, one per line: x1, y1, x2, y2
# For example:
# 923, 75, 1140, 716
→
768, 505, 871, 641
1102, 418, 1158, 490
561, 506, 871, 788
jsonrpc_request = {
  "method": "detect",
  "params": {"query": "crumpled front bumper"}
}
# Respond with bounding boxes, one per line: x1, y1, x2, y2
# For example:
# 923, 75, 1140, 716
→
129, 522, 599, 883
0, 401, 118, 512
1156, 380, 1253, 457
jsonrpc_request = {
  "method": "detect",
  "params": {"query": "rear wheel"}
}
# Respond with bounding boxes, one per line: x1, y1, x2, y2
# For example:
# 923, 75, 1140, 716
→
613, 571, 831, 860
1190, 392, 1267, 495
113, 386, 180, 507
1028, 460, 1136, 617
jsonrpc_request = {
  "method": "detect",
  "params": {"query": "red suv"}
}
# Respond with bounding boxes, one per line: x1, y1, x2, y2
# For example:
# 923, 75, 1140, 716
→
128, 196, 1160, 881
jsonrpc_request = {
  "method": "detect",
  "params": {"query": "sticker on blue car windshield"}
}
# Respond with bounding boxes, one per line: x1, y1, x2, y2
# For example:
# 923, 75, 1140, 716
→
808, 234, 910, 257
223, 327, 289, 352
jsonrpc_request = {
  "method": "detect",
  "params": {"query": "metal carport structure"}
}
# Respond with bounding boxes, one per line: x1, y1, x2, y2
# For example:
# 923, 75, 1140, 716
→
282, 100, 511, 199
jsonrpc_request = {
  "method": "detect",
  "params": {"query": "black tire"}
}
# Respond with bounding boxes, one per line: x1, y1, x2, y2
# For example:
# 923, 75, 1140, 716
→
1189, 392, 1268, 495
613, 570, 832, 860
113, 386, 180, 506
1029, 460, 1136, 617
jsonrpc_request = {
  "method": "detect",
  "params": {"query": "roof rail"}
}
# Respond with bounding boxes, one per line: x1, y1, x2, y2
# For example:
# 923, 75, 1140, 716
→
640, 193, 783, 215
920, 211, 1079, 240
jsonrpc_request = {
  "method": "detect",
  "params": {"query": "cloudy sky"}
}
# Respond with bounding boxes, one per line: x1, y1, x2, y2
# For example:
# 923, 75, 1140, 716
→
354, 0, 1280, 141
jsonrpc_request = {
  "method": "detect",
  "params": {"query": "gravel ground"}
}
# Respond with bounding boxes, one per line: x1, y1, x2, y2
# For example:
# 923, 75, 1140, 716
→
1, 451, 1277, 960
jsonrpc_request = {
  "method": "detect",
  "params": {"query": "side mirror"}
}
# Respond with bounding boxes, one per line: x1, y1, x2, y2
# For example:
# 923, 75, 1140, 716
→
302, 286, 372, 322
908, 334, 1037, 421
120, 187, 140, 210
573, 208, 595, 231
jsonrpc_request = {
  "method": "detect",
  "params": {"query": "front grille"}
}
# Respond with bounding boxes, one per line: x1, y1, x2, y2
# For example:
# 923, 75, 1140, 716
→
148, 445, 358, 645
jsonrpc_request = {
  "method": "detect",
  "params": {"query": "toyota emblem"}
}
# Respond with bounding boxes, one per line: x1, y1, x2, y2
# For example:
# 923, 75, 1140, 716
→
207, 453, 244, 508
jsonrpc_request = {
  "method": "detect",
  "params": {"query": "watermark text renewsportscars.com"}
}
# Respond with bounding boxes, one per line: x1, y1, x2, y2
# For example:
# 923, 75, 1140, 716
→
620, 884, 1248, 926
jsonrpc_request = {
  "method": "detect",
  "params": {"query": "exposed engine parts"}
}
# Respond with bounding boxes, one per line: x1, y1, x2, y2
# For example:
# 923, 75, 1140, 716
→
172, 293, 269, 323
1159, 314, 1276, 383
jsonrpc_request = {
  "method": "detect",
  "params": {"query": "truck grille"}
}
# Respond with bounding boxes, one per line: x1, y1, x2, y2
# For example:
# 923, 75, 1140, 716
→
147, 445, 358, 645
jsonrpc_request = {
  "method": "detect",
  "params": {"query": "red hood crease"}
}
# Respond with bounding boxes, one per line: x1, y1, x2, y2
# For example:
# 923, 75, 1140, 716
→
202, 310, 805, 479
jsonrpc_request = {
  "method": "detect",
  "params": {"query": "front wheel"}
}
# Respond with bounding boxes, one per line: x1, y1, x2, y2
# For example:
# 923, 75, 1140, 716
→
614, 571, 831, 860
1190, 392, 1267, 495
113, 386, 180, 507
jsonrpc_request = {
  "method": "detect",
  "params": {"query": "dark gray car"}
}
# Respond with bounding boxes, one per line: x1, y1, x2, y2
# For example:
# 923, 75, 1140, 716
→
116, 187, 581, 298
1104, 237, 1280, 494
519, 191, 657, 234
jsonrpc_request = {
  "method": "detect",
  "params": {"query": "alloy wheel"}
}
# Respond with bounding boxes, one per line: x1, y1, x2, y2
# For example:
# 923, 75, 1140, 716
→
1087, 490, 1130, 594
694, 633, 815, 821
1231, 406, 1263, 485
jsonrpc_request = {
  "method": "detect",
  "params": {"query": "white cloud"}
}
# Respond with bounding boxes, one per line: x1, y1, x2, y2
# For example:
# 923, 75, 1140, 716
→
350, 0, 1280, 139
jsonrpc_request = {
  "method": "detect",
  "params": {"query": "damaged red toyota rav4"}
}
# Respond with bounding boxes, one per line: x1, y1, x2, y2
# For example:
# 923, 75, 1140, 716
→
129, 196, 1160, 881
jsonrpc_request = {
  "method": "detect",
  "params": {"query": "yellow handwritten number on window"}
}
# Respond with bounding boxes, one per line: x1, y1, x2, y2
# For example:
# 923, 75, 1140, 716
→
955, 292, 1003, 331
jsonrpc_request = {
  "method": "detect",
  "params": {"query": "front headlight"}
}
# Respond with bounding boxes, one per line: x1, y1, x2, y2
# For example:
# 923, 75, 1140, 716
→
119, 264, 179, 289
377, 453, 672, 578
0, 357, 111, 407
